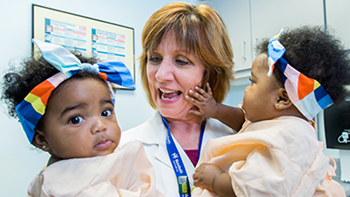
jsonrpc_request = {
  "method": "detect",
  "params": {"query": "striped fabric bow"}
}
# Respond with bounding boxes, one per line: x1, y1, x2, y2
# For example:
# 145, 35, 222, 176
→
16, 39, 135, 144
267, 30, 333, 120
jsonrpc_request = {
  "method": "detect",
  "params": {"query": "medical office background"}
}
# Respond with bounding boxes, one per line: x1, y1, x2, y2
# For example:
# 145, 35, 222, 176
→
1, 0, 349, 196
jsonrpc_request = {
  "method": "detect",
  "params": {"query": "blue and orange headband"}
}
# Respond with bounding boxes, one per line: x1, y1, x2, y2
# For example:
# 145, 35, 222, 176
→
16, 39, 135, 144
267, 30, 333, 120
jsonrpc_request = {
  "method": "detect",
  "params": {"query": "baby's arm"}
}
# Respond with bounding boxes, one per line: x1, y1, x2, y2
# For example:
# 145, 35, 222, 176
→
186, 83, 245, 131
193, 163, 236, 197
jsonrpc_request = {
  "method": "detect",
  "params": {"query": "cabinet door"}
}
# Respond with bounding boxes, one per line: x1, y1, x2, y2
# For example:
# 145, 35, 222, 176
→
326, 0, 350, 49
251, 0, 324, 59
207, 0, 252, 72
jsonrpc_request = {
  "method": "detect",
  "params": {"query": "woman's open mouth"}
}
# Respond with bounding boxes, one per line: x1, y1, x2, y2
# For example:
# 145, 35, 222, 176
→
159, 88, 181, 100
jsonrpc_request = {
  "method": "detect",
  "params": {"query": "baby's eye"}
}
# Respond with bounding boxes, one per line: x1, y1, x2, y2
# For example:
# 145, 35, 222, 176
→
249, 77, 254, 84
101, 109, 112, 117
69, 116, 84, 124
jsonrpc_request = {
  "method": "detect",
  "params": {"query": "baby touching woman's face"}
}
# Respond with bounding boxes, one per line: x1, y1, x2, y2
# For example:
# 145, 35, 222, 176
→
38, 78, 121, 159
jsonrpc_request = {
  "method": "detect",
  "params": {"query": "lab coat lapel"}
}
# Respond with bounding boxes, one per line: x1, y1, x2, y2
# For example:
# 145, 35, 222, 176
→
154, 135, 171, 169
137, 112, 172, 169
153, 121, 172, 169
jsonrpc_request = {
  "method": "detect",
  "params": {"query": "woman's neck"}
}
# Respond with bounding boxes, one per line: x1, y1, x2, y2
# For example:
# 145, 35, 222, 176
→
165, 116, 204, 150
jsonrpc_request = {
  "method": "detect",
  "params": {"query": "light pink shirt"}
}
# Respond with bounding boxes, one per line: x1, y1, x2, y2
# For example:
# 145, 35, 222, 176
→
28, 141, 164, 197
192, 116, 345, 197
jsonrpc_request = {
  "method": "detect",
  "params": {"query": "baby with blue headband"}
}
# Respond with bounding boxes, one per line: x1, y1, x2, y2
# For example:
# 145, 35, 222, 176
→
1, 39, 163, 197
186, 26, 350, 196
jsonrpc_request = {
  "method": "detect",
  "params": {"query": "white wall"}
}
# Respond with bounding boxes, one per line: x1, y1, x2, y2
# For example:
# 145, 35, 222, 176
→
0, 0, 199, 195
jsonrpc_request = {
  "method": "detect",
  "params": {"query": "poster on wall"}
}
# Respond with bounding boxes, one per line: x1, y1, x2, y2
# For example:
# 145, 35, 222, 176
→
91, 29, 126, 63
32, 4, 135, 90
44, 18, 88, 56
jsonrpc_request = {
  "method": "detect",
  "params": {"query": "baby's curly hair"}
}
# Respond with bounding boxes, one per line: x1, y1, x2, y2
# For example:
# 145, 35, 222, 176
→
1, 51, 100, 118
256, 26, 350, 104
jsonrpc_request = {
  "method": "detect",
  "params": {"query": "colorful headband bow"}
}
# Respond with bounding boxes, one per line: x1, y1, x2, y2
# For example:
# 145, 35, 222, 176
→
267, 30, 333, 120
16, 39, 135, 144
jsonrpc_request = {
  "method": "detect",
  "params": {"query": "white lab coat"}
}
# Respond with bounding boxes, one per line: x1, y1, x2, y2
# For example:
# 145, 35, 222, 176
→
119, 112, 234, 197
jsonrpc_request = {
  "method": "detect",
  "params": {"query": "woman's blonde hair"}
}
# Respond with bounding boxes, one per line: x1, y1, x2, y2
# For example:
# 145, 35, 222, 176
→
139, 2, 234, 109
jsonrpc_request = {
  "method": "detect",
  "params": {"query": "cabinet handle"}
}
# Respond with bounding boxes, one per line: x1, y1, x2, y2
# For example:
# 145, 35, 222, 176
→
254, 38, 259, 57
242, 41, 246, 60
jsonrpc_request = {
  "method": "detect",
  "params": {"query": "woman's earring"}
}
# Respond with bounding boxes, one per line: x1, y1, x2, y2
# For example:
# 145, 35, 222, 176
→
42, 145, 46, 149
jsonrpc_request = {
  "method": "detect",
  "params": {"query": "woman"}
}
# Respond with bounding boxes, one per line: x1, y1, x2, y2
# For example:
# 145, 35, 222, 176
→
119, 2, 245, 196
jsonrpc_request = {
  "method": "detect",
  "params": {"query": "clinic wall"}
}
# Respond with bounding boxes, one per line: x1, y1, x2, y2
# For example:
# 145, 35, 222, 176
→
0, 0, 199, 196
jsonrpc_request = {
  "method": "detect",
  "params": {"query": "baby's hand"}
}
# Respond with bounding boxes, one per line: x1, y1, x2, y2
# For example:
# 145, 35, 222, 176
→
186, 83, 218, 118
193, 163, 224, 192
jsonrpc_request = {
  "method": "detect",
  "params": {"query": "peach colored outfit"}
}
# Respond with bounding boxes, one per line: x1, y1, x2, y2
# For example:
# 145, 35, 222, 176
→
28, 141, 164, 197
192, 116, 345, 197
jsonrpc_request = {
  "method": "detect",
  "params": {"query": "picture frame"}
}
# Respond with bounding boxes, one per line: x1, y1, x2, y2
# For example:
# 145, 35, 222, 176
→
32, 4, 135, 90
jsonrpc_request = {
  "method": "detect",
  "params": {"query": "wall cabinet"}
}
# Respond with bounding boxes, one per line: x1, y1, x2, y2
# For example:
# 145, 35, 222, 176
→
209, 0, 252, 75
326, 0, 350, 49
208, 0, 252, 76
250, 0, 324, 59
208, 0, 324, 85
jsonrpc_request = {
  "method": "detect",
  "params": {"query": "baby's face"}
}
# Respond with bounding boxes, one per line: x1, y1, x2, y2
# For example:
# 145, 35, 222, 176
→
40, 78, 120, 159
242, 53, 282, 122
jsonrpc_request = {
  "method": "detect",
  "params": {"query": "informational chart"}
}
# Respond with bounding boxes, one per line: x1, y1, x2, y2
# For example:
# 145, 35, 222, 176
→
45, 18, 88, 56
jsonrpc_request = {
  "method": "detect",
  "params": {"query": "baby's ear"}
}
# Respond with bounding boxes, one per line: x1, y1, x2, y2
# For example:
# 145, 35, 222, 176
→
275, 88, 293, 110
32, 130, 50, 152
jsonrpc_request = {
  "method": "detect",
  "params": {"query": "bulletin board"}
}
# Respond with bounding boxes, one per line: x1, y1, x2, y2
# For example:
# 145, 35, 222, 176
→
32, 4, 135, 90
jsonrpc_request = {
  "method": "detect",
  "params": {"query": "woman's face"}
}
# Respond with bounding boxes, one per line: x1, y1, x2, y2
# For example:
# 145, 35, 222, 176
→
146, 31, 205, 121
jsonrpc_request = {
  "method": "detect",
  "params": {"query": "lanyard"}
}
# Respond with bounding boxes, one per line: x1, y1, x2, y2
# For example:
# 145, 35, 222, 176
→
161, 116, 206, 196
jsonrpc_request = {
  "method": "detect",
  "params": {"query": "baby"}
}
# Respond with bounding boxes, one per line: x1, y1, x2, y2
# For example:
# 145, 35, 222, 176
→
187, 26, 349, 196
1, 39, 163, 197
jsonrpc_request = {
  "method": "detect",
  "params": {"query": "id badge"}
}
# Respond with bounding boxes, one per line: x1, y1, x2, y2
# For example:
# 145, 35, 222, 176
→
178, 176, 188, 194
